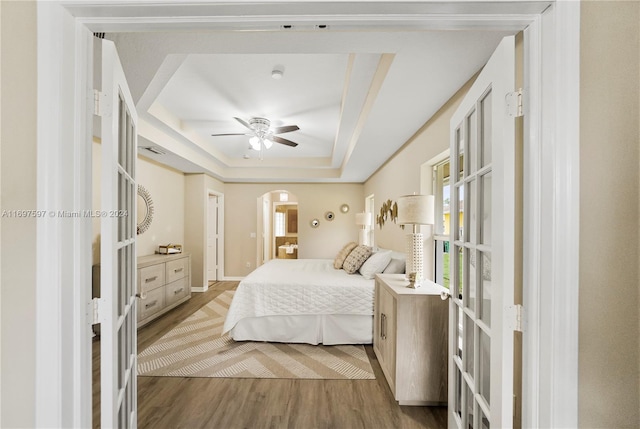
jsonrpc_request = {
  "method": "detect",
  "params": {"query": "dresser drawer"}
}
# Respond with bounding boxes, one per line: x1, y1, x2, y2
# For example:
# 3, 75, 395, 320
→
166, 257, 189, 283
138, 287, 165, 321
165, 277, 189, 307
139, 264, 165, 294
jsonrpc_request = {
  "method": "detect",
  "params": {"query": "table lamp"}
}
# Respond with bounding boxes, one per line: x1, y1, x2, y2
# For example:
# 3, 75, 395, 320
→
397, 194, 435, 288
355, 212, 373, 246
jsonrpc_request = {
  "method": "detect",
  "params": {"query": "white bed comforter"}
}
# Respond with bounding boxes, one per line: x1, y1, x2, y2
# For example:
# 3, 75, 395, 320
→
223, 259, 374, 334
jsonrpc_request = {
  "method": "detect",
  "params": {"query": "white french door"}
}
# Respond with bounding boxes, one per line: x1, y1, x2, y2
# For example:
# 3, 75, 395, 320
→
100, 39, 138, 429
448, 36, 516, 429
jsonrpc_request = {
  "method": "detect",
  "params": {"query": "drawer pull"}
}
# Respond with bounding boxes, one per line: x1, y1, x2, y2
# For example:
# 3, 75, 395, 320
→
145, 300, 157, 309
145, 276, 157, 283
384, 313, 388, 339
174, 268, 183, 273
173, 288, 184, 295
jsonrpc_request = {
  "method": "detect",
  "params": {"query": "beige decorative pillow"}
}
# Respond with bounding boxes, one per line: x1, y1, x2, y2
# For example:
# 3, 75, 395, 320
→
343, 245, 373, 274
333, 242, 358, 269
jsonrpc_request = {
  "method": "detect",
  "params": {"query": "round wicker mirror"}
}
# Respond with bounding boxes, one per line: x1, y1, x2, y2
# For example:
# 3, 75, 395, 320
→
137, 185, 154, 235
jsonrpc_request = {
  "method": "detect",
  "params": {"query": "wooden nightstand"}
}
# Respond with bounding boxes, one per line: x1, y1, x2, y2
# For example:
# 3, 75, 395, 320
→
373, 273, 449, 405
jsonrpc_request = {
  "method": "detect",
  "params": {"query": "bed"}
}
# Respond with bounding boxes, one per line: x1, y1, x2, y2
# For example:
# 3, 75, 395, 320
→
222, 258, 376, 345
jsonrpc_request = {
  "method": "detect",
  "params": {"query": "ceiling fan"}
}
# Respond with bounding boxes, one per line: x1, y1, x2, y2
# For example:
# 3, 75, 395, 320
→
211, 117, 300, 150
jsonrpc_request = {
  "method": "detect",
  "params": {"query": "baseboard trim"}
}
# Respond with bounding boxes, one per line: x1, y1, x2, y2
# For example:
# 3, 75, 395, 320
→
222, 276, 244, 281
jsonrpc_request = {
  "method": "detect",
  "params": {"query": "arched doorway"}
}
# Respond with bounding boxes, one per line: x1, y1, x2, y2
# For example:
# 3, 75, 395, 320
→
257, 190, 298, 267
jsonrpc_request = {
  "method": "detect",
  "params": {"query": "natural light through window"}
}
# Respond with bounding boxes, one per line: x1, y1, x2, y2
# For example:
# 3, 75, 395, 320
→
434, 160, 452, 289
274, 212, 285, 237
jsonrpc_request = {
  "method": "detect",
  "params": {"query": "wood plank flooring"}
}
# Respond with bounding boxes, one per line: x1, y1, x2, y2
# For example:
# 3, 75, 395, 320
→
94, 281, 447, 429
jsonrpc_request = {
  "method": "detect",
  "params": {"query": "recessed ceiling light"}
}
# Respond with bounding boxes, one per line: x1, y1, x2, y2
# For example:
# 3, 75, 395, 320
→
271, 65, 284, 79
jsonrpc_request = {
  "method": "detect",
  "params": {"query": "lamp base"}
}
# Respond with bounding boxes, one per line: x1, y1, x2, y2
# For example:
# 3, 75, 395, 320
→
405, 232, 424, 288
358, 229, 369, 246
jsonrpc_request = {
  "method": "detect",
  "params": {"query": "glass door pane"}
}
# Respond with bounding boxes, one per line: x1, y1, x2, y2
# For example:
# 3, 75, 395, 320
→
451, 76, 495, 429
448, 35, 516, 429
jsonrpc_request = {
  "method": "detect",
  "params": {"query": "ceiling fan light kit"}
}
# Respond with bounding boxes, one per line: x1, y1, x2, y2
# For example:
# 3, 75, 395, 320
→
211, 116, 301, 159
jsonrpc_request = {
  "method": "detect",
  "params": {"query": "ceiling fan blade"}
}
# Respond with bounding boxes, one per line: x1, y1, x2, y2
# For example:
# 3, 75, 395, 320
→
210, 133, 251, 137
272, 125, 299, 134
234, 117, 253, 130
272, 136, 298, 147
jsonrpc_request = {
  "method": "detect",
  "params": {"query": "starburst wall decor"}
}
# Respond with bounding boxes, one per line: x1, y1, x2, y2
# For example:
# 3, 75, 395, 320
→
376, 199, 403, 229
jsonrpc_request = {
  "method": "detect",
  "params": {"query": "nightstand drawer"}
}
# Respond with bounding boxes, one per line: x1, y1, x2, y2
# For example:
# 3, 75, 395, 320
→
165, 277, 189, 306
138, 287, 165, 321
139, 264, 165, 293
166, 257, 188, 283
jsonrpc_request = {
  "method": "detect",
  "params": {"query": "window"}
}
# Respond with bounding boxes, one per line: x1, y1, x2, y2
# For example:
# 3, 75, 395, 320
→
434, 160, 452, 289
274, 211, 285, 237
365, 194, 375, 247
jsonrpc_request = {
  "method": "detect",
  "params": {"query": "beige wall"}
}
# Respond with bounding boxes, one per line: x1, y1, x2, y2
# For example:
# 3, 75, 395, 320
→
136, 156, 185, 256
91, 145, 186, 261
364, 76, 476, 279
0, 2, 37, 428
579, 2, 640, 428
224, 183, 364, 276
184, 173, 224, 289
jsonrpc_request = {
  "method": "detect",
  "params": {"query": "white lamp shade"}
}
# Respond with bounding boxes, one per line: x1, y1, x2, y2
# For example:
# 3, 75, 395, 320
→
264, 139, 273, 149
397, 194, 435, 225
355, 212, 372, 226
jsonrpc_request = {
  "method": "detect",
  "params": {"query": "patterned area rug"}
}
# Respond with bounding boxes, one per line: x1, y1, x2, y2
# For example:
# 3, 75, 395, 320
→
137, 290, 375, 379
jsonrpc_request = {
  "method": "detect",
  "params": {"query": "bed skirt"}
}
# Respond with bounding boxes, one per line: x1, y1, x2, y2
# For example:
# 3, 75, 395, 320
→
229, 314, 373, 345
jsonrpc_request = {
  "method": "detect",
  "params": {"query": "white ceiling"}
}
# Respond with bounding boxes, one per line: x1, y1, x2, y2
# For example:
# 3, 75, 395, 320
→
107, 15, 519, 183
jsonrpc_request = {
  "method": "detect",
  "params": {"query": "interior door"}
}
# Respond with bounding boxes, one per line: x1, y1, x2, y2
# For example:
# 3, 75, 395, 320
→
262, 198, 271, 264
207, 194, 218, 281
448, 36, 516, 429
100, 39, 138, 429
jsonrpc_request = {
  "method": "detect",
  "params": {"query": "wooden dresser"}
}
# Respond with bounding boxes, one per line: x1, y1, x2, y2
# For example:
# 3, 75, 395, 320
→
373, 273, 449, 405
137, 253, 191, 327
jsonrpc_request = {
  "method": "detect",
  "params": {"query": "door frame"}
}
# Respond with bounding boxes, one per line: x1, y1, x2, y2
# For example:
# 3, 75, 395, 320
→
35, 2, 580, 428
205, 189, 224, 287
272, 201, 299, 258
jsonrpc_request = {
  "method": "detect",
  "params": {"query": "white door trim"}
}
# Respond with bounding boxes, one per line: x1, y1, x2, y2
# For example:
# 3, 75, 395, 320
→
35, 3, 94, 428
522, 2, 580, 428
35, 2, 579, 428
204, 189, 225, 288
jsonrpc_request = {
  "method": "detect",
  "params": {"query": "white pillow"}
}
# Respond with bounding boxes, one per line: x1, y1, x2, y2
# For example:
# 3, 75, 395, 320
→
383, 257, 406, 274
383, 251, 406, 274
359, 250, 392, 279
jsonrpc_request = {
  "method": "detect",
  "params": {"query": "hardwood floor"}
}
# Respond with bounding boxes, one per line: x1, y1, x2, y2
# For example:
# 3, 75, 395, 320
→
94, 281, 447, 429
